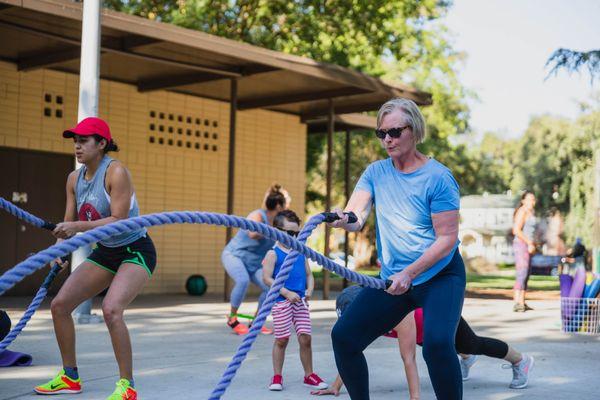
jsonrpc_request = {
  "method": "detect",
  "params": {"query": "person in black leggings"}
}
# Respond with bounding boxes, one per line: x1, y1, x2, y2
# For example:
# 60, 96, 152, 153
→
329, 98, 465, 399
347, 284, 535, 388
312, 286, 534, 396
454, 317, 533, 389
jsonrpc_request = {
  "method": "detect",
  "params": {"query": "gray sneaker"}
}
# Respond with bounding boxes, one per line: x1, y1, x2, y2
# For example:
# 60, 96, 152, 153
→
459, 355, 477, 381
506, 354, 534, 389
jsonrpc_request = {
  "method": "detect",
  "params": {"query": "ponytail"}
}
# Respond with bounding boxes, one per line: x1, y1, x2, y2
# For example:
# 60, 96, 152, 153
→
93, 134, 119, 153
265, 184, 287, 211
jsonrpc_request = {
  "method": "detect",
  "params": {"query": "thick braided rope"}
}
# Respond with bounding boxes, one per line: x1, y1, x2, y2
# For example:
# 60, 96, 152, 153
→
209, 214, 321, 399
0, 197, 62, 352
0, 197, 53, 230
0, 264, 62, 351
0, 209, 384, 398
0, 211, 384, 296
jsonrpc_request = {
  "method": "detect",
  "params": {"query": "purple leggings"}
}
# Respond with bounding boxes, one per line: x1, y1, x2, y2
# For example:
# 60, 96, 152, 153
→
513, 239, 531, 290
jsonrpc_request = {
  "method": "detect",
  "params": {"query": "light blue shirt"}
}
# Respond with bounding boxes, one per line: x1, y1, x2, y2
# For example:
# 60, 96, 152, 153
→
224, 209, 274, 272
354, 158, 460, 285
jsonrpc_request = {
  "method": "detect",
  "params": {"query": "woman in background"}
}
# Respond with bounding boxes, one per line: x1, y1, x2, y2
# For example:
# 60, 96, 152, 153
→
512, 191, 537, 312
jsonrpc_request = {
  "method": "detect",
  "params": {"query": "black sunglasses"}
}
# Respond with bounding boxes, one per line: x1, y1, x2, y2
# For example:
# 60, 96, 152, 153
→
277, 228, 299, 237
375, 125, 410, 139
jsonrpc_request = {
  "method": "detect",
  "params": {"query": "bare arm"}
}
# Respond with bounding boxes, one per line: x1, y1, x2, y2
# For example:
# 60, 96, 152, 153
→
305, 259, 314, 299
63, 170, 79, 222
247, 210, 265, 240
311, 374, 343, 396
51, 171, 79, 266
262, 250, 277, 287
387, 209, 459, 294
329, 190, 373, 232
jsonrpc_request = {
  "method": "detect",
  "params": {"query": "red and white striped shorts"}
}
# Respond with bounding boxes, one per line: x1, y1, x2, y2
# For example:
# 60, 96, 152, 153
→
272, 299, 312, 339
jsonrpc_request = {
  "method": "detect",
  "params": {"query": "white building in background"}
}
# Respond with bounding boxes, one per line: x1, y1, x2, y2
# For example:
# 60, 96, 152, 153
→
459, 192, 516, 265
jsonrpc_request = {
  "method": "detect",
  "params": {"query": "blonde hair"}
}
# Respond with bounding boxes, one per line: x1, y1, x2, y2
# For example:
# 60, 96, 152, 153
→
376, 98, 426, 143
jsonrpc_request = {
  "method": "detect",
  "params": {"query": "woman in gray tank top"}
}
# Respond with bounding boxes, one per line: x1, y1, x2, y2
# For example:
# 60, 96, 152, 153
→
222, 184, 288, 335
34, 117, 155, 399
512, 191, 537, 313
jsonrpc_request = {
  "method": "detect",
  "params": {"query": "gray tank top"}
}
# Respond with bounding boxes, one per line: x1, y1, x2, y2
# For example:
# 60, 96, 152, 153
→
522, 214, 536, 240
223, 209, 274, 272
75, 155, 145, 247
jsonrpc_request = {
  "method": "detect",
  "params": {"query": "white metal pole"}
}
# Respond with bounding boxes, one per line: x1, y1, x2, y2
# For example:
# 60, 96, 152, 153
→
72, 0, 102, 324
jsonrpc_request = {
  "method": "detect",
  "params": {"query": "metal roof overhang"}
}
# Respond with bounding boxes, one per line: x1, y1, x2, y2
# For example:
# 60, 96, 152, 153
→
305, 113, 377, 134
0, 0, 431, 117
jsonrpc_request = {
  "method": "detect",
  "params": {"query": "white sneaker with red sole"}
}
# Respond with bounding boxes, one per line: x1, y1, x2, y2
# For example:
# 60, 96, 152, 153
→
269, 374, 283, 391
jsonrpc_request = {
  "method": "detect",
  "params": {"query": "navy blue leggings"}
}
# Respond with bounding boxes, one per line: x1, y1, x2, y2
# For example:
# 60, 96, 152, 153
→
332, 250, 466, 400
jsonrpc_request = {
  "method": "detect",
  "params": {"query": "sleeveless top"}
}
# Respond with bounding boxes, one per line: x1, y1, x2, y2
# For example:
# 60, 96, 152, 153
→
515, 211, 536, 243
75, 155, 145, 248
522, 214, 536, 240
224, 209, 274, 272
272, 246, 307, 301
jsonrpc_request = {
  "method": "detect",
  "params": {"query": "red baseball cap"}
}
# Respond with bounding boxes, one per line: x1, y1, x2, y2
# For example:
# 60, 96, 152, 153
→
63, 117, 112, 141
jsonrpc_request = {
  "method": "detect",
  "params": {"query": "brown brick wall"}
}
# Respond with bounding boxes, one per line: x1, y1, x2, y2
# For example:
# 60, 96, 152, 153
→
0, 61, 306, 295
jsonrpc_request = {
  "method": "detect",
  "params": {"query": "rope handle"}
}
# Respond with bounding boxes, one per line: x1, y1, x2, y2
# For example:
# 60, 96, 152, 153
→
42, 222, 57, 231
321, 211, 358, 223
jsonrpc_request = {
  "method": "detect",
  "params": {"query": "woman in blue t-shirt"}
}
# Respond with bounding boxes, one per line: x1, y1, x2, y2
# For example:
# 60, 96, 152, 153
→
328, 98, 465, 400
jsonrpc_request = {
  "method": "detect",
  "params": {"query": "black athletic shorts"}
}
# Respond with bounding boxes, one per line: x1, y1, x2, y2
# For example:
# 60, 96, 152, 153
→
87, 234, 157, 277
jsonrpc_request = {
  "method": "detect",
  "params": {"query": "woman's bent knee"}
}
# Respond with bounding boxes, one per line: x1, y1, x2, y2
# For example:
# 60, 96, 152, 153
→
233, 277, 250, 289
332, 322, 356, 353
423, 336, 455, 362
102, 302, 124, 326
51, 296, 76, 316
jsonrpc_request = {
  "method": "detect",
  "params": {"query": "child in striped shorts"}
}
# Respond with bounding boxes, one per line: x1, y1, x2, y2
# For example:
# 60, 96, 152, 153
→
262, 210, 328, 392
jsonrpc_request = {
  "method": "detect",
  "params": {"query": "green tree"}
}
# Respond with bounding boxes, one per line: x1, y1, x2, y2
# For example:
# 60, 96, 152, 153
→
105, 0, 453, 76
546, 48, 600, 82
509, 115, 573, 212
103, 0, 179, 20
104, 0, 479, 266
473, 132, 518, 193
562, 107, 600, 245
474, 109, 600, 246
546, 46, 600, 249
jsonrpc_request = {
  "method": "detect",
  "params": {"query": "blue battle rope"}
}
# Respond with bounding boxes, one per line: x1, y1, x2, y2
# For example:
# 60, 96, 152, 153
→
0, 197, 56, 230
0, 197, 61, 352
0, 198, 386, 398
0, 264, 61, 351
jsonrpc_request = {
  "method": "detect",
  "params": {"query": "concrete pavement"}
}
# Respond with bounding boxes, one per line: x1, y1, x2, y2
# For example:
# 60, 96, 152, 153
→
1, 295, 598, 399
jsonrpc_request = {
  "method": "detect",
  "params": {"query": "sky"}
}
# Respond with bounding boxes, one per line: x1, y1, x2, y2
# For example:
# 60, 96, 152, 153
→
443, 0, 600, 139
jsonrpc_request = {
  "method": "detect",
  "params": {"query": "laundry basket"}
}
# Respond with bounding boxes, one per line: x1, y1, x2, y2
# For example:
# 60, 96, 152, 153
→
560, 297, 600, 334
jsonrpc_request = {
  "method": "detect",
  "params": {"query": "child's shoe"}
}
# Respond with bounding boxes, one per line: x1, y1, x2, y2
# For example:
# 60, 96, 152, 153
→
303, 373, 328, 390
269, 374, 283, 391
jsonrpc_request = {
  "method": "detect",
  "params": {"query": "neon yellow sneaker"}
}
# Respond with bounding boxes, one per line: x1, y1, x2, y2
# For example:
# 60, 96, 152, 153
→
34, 369, 82, 394
106, 378, 137, 400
